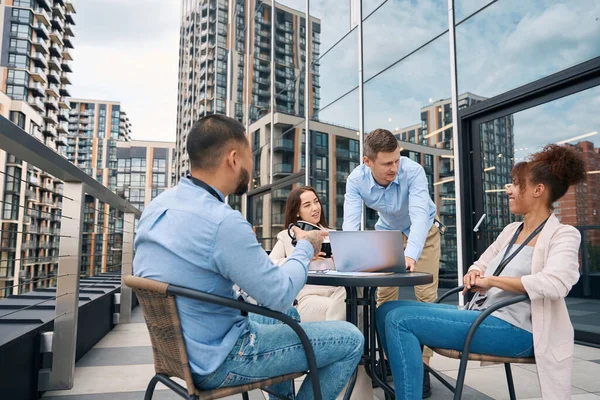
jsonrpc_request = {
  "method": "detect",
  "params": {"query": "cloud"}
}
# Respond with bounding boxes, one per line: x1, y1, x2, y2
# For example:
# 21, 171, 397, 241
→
69, 0, 180, 142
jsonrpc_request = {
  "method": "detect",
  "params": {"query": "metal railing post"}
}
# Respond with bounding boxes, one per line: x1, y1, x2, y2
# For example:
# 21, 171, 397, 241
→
38, 182, 85, 391
119, 212, 136, 323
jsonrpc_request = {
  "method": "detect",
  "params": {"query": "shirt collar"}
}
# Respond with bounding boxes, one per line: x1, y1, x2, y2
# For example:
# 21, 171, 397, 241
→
183, 177, 226, 202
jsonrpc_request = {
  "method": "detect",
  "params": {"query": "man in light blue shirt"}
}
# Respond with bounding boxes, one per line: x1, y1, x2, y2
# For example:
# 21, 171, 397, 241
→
134, 115, 363, 399
343, 128, 440, 394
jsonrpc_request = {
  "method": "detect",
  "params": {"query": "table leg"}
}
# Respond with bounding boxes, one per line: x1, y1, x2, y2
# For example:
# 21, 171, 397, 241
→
342, 286, 360, 400
368, 287, 395, 398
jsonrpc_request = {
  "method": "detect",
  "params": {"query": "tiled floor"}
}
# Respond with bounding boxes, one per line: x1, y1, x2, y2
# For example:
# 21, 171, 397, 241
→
44, 307, 600, 400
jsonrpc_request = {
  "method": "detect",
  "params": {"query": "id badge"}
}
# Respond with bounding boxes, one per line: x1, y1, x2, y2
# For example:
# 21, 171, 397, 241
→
434, 219, 446, 235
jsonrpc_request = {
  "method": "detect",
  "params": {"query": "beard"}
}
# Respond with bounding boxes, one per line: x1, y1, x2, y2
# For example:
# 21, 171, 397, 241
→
233, 166, 250, 195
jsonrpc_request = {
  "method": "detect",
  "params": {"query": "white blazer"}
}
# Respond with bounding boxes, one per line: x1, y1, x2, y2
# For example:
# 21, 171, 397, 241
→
469, 214, 580, 399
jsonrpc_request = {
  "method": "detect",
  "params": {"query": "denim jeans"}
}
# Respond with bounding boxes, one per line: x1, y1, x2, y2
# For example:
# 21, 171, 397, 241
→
376, 301, 534, 400
195, 307, 364, 400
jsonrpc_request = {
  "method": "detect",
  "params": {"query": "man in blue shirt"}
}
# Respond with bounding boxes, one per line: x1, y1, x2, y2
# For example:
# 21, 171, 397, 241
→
343, 128, 440, 397
134, 115, 363, 399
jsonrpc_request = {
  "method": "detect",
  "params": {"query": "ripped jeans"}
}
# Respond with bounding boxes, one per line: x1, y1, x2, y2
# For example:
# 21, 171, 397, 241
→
194, 308, 364, 400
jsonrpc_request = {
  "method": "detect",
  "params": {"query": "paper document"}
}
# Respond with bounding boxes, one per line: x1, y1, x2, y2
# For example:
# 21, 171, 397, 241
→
308, 271, 393, 276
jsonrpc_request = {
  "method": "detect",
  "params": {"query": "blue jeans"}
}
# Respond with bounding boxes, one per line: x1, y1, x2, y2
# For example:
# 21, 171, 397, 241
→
195, 307, 364, 399
376, 301, 534, 400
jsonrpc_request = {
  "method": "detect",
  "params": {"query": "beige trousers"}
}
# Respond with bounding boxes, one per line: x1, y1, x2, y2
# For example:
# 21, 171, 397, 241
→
296, 286, 373, 400
377, 223, 441, 357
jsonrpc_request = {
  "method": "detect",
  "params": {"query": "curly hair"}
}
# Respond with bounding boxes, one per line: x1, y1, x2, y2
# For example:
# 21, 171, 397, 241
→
511, 144, 587, 207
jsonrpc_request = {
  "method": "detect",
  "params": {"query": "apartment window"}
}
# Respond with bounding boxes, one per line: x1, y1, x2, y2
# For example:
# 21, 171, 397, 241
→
314, 179, 328, 200
2, 194, 19, 220
315, 132, 328, 149
151, 188, 165, 199
7, 54, 29, 69
152, 158, 166, 172
129, 188, 145, 203
10, 111, 26, 129
6, 85, 27, 101
9, 39, 30, 55
10, 22, 31, 39
424, 154, 433, 168
131, 158, 146, 172
152, 174, 166, 187
4, 166, 22, 193
130, 173, 146, 187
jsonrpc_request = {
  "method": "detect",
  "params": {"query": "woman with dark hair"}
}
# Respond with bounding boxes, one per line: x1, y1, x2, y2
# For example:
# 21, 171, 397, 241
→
270, 185, 373, 400
377, 144, 587, 399
269, 186, 345, 322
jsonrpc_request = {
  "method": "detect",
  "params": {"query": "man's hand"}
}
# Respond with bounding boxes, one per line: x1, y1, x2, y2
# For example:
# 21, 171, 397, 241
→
312, 252, 327, 261
462, 269, 483, 295
405, 256, 416, 272
292, 227, 328, 257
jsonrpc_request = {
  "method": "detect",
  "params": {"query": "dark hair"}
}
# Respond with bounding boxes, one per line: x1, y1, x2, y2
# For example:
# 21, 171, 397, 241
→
283, 186, 329, 229
364, 128, 399, 160
512, 144, 587, 207
186, 114, 248, 170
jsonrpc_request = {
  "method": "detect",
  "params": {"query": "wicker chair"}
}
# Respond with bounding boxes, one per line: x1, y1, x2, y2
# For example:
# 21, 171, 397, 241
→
124, 275, 322, 400
426, 286, 536, 400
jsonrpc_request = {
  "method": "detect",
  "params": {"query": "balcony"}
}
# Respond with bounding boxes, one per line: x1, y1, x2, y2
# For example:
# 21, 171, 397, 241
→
43, 123, 57, 137
273, 138, 294, 153
56, 122, 68, 134
28, 96, 45, 112
60, 71, 71, 85
33, 23, 50, 39
273, 163, 293, 176
53, 2, 66, 20
51, 15, 65, 32
32, 52, 48, 68
45, 83, 60, 98
49, 43, 62, 58
34, 8, 51, 26
48, 56, 62, 71
62, 47, 73, 61
61, 59, 72, 72
59, 85, 71, 97
271, 188, 291, 202
45, 97, 59, 110
55, 133, 67, 146
64, 22, 74, 37
43, 112, 59, 125
48, 69, 61, 84
50, 29, 64, 46
30, 82, 45, 97
32, 37, 49, 54
58, 98, 71, 110
65, 0, 75, 13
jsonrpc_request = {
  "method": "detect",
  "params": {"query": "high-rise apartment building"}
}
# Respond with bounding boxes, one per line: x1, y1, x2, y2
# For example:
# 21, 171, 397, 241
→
247, 113, 452, 249
396, 93, 515, 267
0, 0, 75, 297
115, 140, 176, 213
175, 0, 321, 179
65, 98, 132, 276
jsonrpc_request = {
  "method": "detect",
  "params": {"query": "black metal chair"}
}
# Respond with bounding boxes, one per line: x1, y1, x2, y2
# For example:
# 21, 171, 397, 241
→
125, 276, 323, 400
426, 286, 535, 400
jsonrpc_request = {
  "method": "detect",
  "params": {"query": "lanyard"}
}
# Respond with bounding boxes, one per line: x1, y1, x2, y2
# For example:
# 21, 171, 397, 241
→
186, 173, 223, 203
493, 217, 549, 277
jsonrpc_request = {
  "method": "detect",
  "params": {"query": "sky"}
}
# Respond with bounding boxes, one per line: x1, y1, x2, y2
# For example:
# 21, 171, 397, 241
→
69, 0, 181, 142
69, 0, 600, 150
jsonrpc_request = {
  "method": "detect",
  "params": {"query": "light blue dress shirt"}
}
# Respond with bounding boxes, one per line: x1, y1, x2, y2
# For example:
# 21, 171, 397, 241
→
133, 177, 314, 378
342, 157, 437, 261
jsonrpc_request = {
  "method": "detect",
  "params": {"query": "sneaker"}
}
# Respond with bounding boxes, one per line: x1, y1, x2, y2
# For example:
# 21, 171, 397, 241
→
422, 369, 432, 399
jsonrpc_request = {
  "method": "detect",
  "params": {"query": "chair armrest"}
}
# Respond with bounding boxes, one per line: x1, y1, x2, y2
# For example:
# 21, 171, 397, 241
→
461, 294, 530, 357
436, 286, 464, 304
165, 284, 322, 400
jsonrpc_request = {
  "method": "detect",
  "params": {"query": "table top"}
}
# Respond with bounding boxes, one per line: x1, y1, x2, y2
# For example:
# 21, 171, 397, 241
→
306, 272, 433, 287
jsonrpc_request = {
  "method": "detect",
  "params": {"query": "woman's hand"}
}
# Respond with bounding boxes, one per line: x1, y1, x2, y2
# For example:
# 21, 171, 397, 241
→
312, 252, 327, 261
470, 276, 493, 294
462, 269, 483, 295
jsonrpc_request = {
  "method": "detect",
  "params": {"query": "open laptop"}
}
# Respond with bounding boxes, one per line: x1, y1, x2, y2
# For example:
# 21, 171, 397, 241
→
327, 230, 406, 273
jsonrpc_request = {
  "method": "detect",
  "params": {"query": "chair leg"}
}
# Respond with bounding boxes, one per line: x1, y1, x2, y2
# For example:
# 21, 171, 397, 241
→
144, 375, 161, 400
505, 363, 517, 400
242, 392, 250, 400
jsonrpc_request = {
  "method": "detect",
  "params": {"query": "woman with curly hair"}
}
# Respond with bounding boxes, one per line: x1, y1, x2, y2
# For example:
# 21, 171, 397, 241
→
377, 144, 587, 399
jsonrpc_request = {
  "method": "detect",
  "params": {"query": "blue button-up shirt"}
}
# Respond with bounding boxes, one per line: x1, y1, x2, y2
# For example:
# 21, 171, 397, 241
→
342, 158, 437, 261
133, 177, 313, 378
